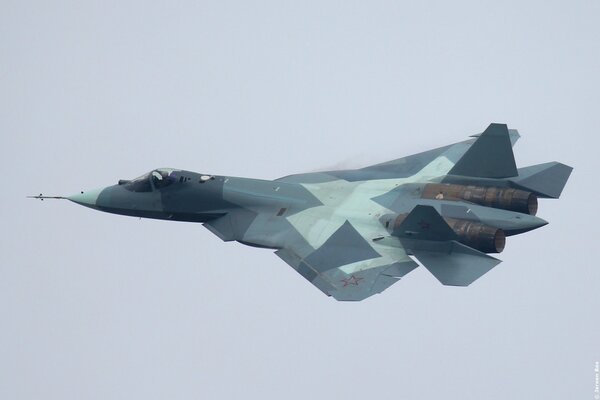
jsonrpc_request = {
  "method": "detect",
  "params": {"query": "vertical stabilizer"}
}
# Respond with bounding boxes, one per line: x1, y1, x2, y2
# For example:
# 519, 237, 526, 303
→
449, 123, 518, 178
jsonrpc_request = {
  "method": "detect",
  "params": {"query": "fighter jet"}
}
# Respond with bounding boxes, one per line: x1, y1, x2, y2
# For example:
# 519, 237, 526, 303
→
32, 124, 572, 301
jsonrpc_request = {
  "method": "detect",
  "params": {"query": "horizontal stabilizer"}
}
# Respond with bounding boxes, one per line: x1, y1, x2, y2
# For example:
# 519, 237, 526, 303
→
394, 205, 457, 241
413, 241, 501, 286
511, 162, 573, 199
449, 123, 518, 178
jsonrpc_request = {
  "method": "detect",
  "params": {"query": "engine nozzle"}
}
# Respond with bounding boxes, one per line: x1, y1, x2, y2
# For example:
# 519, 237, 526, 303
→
421, 183, 538, 215
391, 213, 506, 253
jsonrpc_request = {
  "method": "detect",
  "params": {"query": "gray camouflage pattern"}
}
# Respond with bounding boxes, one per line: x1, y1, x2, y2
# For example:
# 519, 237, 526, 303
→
41, 123, 572, 301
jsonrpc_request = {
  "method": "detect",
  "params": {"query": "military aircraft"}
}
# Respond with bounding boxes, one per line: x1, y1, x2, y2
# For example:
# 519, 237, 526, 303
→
32, 124, 572, 301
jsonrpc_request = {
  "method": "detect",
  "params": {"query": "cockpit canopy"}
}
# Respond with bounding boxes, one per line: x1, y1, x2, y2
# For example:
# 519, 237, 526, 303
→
122, 168, 179, 192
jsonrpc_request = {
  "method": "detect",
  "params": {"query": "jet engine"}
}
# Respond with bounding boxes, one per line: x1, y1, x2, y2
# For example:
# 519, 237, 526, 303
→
421, 183, 538, 215
392, 213, 506, 253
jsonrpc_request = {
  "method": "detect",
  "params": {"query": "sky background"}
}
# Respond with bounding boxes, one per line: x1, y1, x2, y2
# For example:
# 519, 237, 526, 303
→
1, 1, 599, 399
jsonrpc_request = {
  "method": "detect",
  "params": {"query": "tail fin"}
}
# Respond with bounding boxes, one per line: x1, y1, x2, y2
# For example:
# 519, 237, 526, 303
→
393, 205, 457, 241
449, 123, 518, 178
395, 205, 501, 286
510, 162, 573, 199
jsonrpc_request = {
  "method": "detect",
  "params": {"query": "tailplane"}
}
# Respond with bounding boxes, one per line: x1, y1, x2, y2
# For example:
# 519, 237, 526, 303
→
395, 205, 501, 286
510, 162, 573, 199
412, 241, 501, 286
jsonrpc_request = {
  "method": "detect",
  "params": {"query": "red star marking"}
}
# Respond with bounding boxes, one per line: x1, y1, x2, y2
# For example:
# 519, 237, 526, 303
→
418, 220, 430, 230
341, 275, 363, 287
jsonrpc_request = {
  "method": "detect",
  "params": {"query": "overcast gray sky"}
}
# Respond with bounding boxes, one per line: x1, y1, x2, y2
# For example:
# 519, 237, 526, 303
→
1, 1, 599, 399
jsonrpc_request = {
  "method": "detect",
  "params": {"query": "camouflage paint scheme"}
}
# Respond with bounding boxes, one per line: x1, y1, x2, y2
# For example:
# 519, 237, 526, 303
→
59, 124, 572, 301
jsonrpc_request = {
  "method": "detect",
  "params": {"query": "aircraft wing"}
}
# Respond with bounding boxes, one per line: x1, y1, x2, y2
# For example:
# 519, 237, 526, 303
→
275, 220, 418, 301
276, 126, 520, 183
357, 126, 521, 179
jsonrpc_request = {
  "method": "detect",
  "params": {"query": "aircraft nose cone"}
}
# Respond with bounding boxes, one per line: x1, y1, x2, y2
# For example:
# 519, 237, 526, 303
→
67, 187, 104, 208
